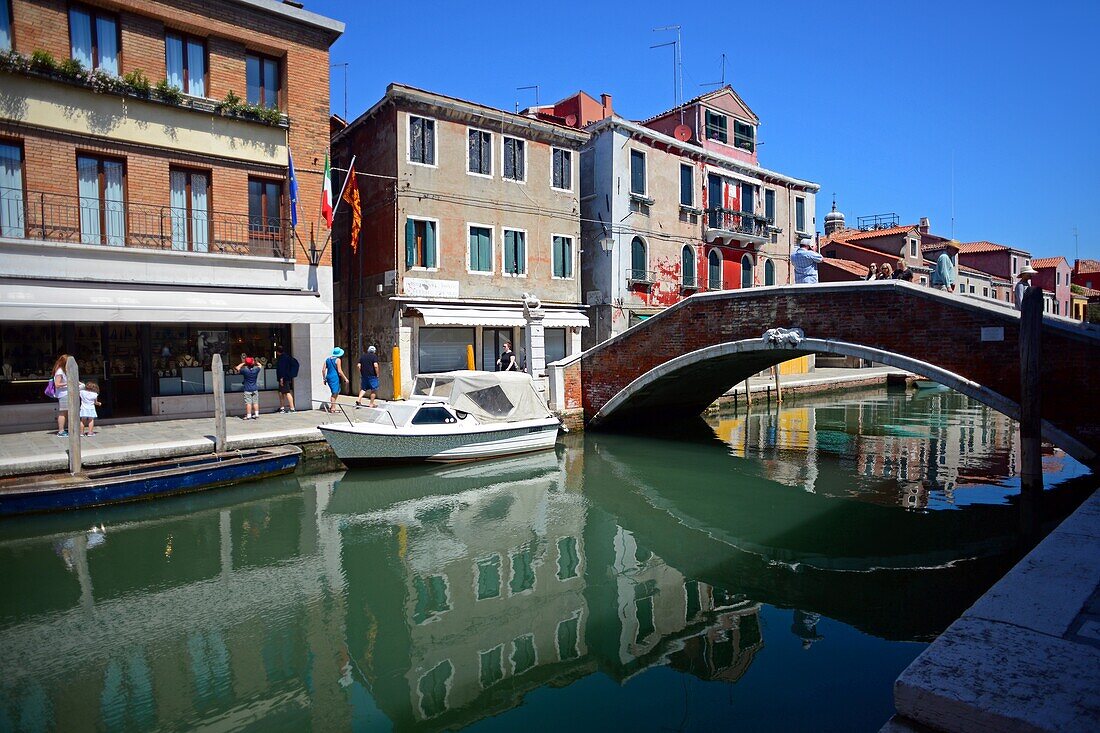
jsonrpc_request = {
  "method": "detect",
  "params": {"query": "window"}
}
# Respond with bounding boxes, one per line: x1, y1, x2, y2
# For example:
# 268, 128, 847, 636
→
983, 287, 989, 297
503, 229, 526, 275
70, 6, 119, 74
1056, 271, 1061, 285
679, 163, 693, 207
411, 406, 457, 425
468, 129, 492, 176
704, 110, 727, 143
708, 249, 721, 289
481, 328, 513, 372
795, 197, 806, 232
910, 239, 918, 257
741, 254, 753, 288
969, 284, 975, 294
740, 182, 754, 215
630, 236, 646, 279
552, 148, 572, 190
1012, 256, 1018, 275
557, 615, 580, 661
245, 53, 280, 109
552, 235, 572, 278
418, 328, 473, 373
557, 537, 580, 580
169, 169, 209, 252
765, 189, 775, 224
418, 660, 452, 719
734, 120, 755, 152
629, 150, 646, 195
248, 177, 282, 245
409, 116, 436, 166
1, 0, 12, 52
511, 634, 536, 675
78, 154, 125, 246
685, 580, 701, 621
479, 647, 504, 689
503, 137, 525, 181
681, 245, 696, 287
545, 328, 567, 364
166, 33, 206, 97
475, 555, 501, 600
405, 218, 437, 268
764, 258, 775, 286
468, 225, 492, 273
0, 141, 24, 238
510, 546, 535, 594
412, 574, 449, 624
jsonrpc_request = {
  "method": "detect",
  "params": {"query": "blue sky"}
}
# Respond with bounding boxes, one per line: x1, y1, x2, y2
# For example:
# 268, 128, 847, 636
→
312, 0, 1098, 262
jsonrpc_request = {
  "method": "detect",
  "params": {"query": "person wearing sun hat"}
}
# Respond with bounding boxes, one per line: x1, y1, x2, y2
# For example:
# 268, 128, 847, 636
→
321, 347, 349, 413
1014, 265, 1038, 310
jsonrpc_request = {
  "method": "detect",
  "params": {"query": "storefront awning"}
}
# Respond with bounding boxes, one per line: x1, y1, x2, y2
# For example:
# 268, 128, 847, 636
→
0, 280, 332, 324
411, 305, 589, 329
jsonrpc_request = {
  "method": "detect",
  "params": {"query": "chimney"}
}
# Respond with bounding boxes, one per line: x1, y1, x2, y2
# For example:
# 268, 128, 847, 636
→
600, 93, 613, 119
918, 217, 930, 234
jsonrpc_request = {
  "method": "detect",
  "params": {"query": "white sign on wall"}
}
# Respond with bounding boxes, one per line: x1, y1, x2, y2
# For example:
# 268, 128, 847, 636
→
980, 326, 1005, 342
404, 278, 460, 299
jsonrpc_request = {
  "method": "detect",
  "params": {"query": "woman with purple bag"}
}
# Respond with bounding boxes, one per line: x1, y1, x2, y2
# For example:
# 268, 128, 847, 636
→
48, 354, 72, 437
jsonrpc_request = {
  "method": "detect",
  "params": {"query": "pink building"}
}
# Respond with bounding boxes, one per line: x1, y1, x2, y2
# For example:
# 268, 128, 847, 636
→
1031, 257, 1073, 317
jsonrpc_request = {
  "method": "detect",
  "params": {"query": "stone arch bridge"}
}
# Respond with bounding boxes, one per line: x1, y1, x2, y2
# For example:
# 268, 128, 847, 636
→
551, 281, 1100, 466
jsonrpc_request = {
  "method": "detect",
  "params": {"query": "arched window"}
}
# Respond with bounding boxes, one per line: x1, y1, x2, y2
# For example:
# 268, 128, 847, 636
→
708, 249, 722, 290
630, 237, 646, 279
681, 245, 696, 287
764, 258, 775, 286
741, 254, 753, 288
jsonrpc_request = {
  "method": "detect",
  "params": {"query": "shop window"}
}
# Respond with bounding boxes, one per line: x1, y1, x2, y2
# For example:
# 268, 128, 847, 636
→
557, 615, 580, 661
479, 646, 503, 689
468, 225, 492, 272
70, 6, 119, 74
246, 52, 280, 109
476, 555, 502, 600
0, 140, 24, 238
170, 169, 210, 252
504, 229, 526, 275
556, 536, 579, 580
503, 137, 525, 181
552, 235, 572, 278
545, 328, 567, 365
705, 110, 727, 143
412, 574, 449, 625
418, 327, 473, 373
0, 322, 65, 404
511, 634, 536, 675
551, 148, 571, 190
152, 324, 286, 396
166, 33, 206, 97
409, 116, 436, 165
418, 660, 452, 719
509, 546, 535, 594
78, 154, 125, 246
405, 218, 437, 268
468, 129, 492, 176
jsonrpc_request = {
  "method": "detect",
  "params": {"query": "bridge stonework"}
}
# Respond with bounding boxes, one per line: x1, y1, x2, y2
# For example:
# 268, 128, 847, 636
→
560, 282, 1100, 464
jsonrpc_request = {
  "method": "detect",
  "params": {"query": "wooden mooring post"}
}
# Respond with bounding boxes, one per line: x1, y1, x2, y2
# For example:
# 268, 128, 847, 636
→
1019, 286, 1043, 530
66, 356, 81, 475
743, 379, 752, 408
772, 365, 782, 404
212, 353, 227, 453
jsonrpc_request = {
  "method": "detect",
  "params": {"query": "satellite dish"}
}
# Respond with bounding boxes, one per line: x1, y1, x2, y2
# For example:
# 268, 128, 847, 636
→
565, 113, 578, 127
673, 124, 692, 142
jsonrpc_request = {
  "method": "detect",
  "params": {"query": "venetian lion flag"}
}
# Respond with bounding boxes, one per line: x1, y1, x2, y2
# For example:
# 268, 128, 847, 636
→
320, 153, 334, 228
343, 173, 361, 254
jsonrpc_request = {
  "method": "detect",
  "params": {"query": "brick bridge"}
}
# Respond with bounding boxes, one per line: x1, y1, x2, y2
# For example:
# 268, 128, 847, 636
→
551, 281, 1100, 466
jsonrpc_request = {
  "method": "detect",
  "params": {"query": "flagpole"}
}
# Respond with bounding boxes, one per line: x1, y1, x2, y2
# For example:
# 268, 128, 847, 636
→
316, 154, 356, 260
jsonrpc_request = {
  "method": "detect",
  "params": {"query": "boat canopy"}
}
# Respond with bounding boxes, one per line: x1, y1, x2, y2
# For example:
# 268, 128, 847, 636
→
412, 371, 553, 423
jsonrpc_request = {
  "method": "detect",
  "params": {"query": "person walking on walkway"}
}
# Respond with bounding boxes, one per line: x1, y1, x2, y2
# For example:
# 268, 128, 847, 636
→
496, 342, 518, 372
275, 345, 298, 413
51, 354, 71, 436
893, 258, 914, 282
356, 345, 380, 409
791, 239, 823, 284
235, 356, 262, 420
930, 242, 959, 292
1014, 265, 1038, 309
322, 347, 349, 413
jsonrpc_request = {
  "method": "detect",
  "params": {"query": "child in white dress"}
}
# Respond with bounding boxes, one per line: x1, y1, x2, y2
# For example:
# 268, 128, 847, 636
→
79, 381, 102, 437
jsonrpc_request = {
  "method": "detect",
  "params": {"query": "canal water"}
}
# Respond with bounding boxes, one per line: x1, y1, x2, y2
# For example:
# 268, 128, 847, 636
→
0, 387, 1094, 732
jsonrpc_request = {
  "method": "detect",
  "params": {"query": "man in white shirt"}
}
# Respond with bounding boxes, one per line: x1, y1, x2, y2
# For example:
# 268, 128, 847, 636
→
791, 239, 824, 284
1014, 266, 1037, 309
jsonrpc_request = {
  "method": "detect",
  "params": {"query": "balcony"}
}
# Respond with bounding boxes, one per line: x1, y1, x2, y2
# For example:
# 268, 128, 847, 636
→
681, 273, 700, 291
0, 189, 292, 259
707, 278, 726, 291
626, 268, 656, 288
705, 208, 771, 245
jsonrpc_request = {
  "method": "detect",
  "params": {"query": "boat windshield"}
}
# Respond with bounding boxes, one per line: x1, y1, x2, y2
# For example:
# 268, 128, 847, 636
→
413, 376, 454, 399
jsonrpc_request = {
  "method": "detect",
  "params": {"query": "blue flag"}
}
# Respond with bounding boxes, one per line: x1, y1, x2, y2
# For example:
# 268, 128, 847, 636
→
288, 152, 300, 229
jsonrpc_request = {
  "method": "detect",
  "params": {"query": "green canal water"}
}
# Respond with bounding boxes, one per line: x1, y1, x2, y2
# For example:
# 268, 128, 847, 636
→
0, 387, 1094, 732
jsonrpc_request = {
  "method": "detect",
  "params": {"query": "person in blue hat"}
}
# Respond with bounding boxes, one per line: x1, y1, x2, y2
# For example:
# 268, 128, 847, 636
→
321, 347, 349, 413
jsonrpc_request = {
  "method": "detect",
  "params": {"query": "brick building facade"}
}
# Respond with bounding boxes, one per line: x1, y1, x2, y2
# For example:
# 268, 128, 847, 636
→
0, 0, 342, 427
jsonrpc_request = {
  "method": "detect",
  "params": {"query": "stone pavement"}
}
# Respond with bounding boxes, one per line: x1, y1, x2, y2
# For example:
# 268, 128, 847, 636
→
0, 397, 374, 477
883, 488, 1100, 732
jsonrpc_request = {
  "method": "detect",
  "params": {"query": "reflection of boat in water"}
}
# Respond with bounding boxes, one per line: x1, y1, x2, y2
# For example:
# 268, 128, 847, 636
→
319, 372, 559, 466
912, 379, 941, 390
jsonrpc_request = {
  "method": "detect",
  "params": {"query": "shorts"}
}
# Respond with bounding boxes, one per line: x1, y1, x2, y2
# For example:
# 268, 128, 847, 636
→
361, 376, 379, 392
278, 379, 294, 395
243, 390, 259, 406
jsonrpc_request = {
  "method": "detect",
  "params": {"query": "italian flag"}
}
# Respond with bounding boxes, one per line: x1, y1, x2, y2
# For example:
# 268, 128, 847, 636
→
320, 153, 333, 228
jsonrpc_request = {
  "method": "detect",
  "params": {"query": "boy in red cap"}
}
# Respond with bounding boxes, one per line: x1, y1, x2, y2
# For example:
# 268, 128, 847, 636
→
235, 355, 262, 420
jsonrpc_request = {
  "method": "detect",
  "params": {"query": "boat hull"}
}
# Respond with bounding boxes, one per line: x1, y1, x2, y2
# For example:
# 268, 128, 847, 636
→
320, 420, 559, 465
0, 447, 301, 516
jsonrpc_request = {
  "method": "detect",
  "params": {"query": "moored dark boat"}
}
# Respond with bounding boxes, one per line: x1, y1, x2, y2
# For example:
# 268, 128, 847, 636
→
0, 446, 302, 516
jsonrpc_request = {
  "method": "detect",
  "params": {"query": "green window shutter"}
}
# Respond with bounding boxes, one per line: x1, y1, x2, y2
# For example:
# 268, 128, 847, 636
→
405, 218, 416, 267
552, 236, 561, 277
504, 230, 515, 273
424, 221, 436, 268
468, 228, 477, 270
517, 232, 525, 274
480, 230, 491, 270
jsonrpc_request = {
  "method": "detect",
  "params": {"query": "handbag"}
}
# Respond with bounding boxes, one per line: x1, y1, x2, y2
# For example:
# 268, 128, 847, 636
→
44, 379, 56, 398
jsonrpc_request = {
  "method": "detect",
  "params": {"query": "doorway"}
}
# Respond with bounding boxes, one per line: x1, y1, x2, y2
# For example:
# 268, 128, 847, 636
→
482, 328, 514, 371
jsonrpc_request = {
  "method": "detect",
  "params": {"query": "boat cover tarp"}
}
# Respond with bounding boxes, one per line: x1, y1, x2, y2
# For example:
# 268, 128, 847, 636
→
414, 371, 553, 424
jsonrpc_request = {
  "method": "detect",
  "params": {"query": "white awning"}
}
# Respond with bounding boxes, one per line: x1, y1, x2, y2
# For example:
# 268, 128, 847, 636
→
411, 305, 589, 328
0, 281, 332, 324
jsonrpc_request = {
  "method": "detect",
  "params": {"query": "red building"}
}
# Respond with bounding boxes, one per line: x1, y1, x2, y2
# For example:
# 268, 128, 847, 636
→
1031, 256, 1073, 317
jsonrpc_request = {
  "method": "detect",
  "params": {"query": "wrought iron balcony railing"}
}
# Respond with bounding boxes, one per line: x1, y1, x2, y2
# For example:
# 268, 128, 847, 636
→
0, 188, 292, 259
626, 268, 656, 286
705, 207, 771, 240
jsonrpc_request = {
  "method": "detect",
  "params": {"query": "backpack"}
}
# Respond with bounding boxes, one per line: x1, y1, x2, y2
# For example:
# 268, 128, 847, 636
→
289, 357, 300, 379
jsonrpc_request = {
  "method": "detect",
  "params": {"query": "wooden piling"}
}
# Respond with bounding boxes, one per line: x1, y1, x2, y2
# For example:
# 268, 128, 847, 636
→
66, 356, 81, 475
212, 353, 227, 453
1019, 286, 1043, 529
773, 365, 782, 404
744, 379, 752, 408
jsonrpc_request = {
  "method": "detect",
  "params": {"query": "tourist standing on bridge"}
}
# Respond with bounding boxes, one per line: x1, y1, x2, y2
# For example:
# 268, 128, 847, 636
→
1014, 265, 1037, 309
931, 242, 959, 292
791, 239, 823, 284
893, 259, 915, 281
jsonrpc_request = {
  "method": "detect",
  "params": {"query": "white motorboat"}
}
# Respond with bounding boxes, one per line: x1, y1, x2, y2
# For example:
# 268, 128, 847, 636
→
319, 371, 561, 465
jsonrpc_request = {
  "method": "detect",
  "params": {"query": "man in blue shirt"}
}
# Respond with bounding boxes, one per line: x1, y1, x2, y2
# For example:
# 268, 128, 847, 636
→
235, 356, 262, 420
791, 239, 824, 284
931, 242, 959, 292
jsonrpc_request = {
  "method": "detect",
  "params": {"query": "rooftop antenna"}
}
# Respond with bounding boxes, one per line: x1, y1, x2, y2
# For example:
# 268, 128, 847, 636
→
515, 85, 539, 113
652, 25, 683, 124
700, 53, 727, 88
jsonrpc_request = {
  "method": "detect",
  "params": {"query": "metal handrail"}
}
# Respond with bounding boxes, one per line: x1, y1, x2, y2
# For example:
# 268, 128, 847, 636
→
0, 187, 292, 258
